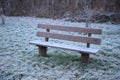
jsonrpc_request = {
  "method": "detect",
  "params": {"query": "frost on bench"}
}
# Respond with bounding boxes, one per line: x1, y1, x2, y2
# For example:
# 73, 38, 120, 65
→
30, 24, 102, 63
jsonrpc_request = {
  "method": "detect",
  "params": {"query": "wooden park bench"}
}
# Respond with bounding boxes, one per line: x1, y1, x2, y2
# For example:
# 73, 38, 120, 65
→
30, 24, 102, 62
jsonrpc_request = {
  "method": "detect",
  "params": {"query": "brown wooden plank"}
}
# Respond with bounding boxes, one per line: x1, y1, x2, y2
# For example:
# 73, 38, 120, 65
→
81, 53, 89, 63
38, 46, 47, 57
37, 31, 101, 45
38, 24, 102, 34
87, 33, 91, 48
30, 40, 100, 54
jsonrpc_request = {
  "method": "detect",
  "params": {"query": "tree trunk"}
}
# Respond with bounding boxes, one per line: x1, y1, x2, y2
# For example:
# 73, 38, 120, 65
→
1, 14, 5, 25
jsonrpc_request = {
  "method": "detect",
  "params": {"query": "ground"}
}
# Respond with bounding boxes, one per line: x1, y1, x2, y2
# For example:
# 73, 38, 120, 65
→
0, 16, 120, 80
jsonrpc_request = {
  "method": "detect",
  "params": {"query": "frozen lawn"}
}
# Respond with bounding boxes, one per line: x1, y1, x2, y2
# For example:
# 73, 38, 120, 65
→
0, 16, 120, 80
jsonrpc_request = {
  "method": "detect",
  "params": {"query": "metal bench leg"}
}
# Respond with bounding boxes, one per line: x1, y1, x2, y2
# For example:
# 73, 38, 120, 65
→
81, 53, 89, 63
38, 46, 47, 57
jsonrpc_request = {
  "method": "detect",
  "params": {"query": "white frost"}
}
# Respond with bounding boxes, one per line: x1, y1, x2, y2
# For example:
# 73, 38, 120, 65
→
0, 16, 120, 80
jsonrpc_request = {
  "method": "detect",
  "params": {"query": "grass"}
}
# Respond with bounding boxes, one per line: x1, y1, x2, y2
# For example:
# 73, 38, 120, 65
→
0, 16, 120, 80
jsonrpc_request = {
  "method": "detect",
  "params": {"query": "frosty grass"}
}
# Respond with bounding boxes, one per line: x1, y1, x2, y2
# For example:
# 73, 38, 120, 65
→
0, 16, 120, 80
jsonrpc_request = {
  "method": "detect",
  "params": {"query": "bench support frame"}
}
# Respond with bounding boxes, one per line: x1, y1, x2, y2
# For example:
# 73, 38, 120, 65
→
38, 46, 47, 57
81, 53, 89, 63
30, 24, 102, 63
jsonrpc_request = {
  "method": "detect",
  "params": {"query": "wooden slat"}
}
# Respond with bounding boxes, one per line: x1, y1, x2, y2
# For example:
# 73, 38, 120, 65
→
37, 31, 101, 45
38, 24, 102, 34
30, 40, 100, 54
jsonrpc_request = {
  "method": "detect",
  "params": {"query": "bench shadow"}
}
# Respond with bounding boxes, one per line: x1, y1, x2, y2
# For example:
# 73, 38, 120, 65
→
31, 52, 107, 70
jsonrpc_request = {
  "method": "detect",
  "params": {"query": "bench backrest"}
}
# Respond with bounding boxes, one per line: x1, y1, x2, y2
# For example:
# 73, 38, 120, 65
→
37, 24, 102, 47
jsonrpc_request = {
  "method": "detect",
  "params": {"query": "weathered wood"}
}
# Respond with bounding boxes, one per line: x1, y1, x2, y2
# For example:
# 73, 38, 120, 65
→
37, 31, 101, 45
81, 53, 89, 63
30, 40, 100, 54
30, 24, 102, 63
87, 33, 91, 47
45, 29, 50, 42
38, 24, 102, 34
38, 46, 47, 57
81, 33, 91, 62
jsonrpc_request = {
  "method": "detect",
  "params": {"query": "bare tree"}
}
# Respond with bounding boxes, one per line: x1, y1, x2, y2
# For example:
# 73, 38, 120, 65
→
82, 0, 100, 28
83, 6, 94, 27
0, 8, 5, 25
82, 0, 92, 27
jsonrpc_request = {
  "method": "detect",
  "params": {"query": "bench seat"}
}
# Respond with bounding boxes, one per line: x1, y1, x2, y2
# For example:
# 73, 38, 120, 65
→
30, 40, 99, 54
30, 24, 102, 62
